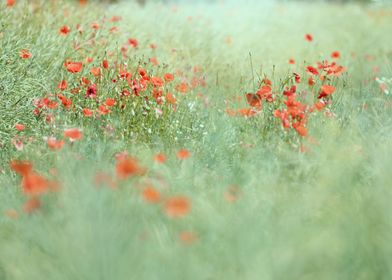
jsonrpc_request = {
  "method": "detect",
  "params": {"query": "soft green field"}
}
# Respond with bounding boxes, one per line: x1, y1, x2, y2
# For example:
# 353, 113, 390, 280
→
1, 0, 392, 279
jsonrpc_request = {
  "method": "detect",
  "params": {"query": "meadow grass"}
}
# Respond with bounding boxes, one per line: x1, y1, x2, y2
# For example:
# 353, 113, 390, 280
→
1, 0, 392, 279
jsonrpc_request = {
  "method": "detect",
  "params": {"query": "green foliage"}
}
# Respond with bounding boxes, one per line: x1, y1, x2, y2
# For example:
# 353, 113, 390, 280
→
1, 0, 392, 279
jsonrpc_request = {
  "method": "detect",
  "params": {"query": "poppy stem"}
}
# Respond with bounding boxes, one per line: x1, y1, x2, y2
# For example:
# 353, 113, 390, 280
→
249, 52, 256, 92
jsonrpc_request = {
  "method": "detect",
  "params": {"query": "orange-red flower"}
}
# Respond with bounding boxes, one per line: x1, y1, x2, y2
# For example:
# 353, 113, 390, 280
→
90, 67, 101, 77
47, 137, 64, 150
57, 80, 67, 91
164, 196, 191, 218
176, 83, 189, 94
10, 160, 33, 177
64, 128, 83, 141
59, 25, 70, 36
331, 51, 340, 59
65, 61, 83, 73
19, 49, 32, 59
15, 124, 25, 131
154, 153, 167, 164
142, 186, 161, 203
7, 0, 16, 7
22, 172, 49, 195
318, 85, 336, 99
305, 33, 313, 42
116, 157, 146, 179
83, 108, 93, 117
177, 149, 191, 160
164, 73, 174, 82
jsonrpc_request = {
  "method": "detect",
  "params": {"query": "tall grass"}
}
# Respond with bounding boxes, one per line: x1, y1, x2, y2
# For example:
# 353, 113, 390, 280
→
1, 0, 392, 279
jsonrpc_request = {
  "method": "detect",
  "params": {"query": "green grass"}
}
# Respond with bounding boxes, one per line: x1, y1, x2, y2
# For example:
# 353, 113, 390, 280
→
1, 0, 392, 279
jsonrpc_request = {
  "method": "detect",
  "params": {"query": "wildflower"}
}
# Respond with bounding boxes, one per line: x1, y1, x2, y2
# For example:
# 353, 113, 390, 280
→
128, 38, 138, 48
86, 83, 97, 98
150, 57, 159, 65
142, 186, 161, 203
164, 73, 174, 82
15, 124, 25, 131
245, 93, 262, 110
102, 59, 109, 69
176, 83, 189, 94
64, 128, 83, 142
164, 196, 191, 218
151, 77, 164, 87
105, 98, 116, 107
47, 137, 64, 150
10, 160, 33, 177
98, 105, 110, 115
331, 51, 341, 59
57, 80, 67, 91
7, 0, 16, 7
83, 108, 93, 117
154, 153, 167, 164
305, 33, 313, 42
65, 61, 83, 73
59, 25, 70, 36
318, 85, 336, 99
177, 149, 191, 160
90, 67, 101, 77
19, 49, 32, 59
306, 66, 319, 75
22, 172, 49, 195
116, 157, 146, 179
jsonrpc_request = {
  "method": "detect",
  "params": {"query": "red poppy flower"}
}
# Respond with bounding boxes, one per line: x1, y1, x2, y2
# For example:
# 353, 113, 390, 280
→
331, 51, 341, 59
151, 77, 164, 87
83, 108, 93, 117
294, 125, 308, 137
176, 83, 189, 94
105, 98, 116, 107
90, 67, 101, 77
246, 93, 262, 110
57, 80, 67, 91
306, 66, 319, 75
305, 34, 313, 42
10, 160, 33, 177
102, 59, 109, 69
86, 83, 97, 98
64, 128, 83, 141
128, 38, 138, 48
22, 172, 49, 195
177, 149, 191, 160
59, 25, 70, 36
142, 186, 161, 203
65, 61, 83, 73
164, 73, 174, 82
166, 93, 176, 105
7, 0, 15, 7
164, 196, 191, 218
98, 105, 110, 115
15, 124, 25, 131
318, 85, 336, 99
154, 153, 167, 164
116, 157, 146, 179
47, 137, 64, 150
19, 49, 32, 59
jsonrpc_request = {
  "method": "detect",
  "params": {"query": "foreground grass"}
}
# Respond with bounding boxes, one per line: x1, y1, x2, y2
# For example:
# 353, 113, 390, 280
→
1, 0, 392, 279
